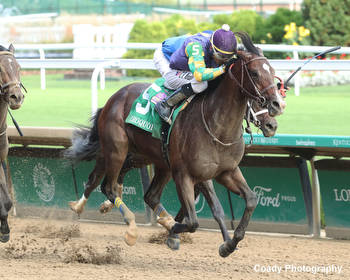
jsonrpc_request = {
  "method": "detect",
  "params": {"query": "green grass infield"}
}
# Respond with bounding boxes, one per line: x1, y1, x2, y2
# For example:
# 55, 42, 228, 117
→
12, 73, 350, 136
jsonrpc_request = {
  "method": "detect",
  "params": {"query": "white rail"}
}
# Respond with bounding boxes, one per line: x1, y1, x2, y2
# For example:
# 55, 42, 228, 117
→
15, 43, 350, 96
13, 42, 350, 54
17, 58, 350, 115
18, 58, 350, 71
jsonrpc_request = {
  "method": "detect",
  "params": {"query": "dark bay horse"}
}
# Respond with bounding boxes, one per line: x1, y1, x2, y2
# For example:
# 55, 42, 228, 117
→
67, 97, 278, 248
68, 98, 277, 216
0, 44, 25, 243
65, 32, 285, 256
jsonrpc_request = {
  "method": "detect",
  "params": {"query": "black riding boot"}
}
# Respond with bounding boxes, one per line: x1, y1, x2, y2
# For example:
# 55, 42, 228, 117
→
155, 83, 194, 124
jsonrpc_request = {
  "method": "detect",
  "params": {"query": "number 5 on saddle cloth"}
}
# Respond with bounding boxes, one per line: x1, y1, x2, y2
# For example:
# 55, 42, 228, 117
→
125, 78, 187, 141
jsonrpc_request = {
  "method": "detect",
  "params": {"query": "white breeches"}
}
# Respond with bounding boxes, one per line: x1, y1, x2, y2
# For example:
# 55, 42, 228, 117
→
153, 47, 208, 93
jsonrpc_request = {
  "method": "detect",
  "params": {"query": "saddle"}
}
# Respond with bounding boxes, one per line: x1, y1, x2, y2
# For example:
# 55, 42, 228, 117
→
125, 78, 189, 165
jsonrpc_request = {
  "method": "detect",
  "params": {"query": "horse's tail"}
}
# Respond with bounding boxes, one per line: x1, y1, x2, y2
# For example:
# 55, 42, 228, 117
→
64, 108, 103, 164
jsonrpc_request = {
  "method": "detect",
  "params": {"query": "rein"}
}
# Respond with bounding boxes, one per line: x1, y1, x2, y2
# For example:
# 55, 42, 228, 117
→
201, 93, 242, 147
200, 55, 274, 147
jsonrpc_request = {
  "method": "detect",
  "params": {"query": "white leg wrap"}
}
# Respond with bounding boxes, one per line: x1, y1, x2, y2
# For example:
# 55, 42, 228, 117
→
76, 194, 87, 209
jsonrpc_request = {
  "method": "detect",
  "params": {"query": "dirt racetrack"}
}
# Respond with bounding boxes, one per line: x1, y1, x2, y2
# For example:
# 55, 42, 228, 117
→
0, 216, 349, 280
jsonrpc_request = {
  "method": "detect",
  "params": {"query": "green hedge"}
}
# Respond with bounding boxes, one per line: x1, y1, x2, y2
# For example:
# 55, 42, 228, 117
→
124, 5, 349, 76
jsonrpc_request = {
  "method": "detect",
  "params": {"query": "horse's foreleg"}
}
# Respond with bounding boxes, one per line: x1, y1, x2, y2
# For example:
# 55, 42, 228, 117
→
0, 160, 11, 243
216, 167, 257, 257
174, 185, 201, 222
69, 156, 105, 215
169, 174, 199, 237
197, 180, 230, 242
0, 218, 10, 243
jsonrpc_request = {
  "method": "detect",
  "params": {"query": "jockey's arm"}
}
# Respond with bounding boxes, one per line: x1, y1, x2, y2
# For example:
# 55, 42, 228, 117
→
185, 42, 225, 82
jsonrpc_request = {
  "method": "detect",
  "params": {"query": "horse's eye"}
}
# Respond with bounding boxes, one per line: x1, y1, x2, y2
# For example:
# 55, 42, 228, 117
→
250, 70, 259, 80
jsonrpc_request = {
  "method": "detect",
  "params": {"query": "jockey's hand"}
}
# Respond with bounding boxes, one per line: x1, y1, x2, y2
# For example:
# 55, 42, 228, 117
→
223, 57, 237, 71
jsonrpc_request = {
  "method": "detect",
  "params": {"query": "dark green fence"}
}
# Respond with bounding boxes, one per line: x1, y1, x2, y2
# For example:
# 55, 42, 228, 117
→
1, 0, 197, 15
316, 159, 350, 239
8, 148, 146, 222
8, 147, 311, 234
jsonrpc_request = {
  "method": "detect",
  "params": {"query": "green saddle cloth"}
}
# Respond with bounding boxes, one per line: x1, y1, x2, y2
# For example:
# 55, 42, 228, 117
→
125, 78, 185, 140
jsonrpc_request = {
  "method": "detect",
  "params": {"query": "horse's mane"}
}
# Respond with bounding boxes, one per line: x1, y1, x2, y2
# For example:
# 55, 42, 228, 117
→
235, 31, 261, 56
0, 45, 9, 51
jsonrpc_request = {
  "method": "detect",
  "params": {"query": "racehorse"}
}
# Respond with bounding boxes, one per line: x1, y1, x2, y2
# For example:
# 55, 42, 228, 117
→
67, 96, 278, 249
0, 44, 25, 243
65, 32, 285, 256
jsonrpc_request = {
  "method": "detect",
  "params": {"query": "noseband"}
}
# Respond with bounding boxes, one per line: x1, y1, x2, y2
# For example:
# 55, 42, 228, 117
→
228, 56, 276, 105
0, 51, 27, 96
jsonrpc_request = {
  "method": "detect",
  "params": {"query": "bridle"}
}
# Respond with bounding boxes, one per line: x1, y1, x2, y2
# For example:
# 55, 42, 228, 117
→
0, 51, 25, 137
228, 56, 276, 105
200, 55, 275, 147
0, 51, 27, 96
246, 100, 268, 128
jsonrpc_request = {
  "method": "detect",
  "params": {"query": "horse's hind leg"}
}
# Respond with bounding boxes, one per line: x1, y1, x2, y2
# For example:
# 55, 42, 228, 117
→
99, 164, 131, 214
216, 167, 257, 257
69, 156, 105, 215
102, 131, 138, 246
144, 166, 172, 227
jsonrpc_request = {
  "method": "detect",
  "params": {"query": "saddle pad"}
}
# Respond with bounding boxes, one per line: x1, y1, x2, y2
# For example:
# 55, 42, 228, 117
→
125, 78, 186, 139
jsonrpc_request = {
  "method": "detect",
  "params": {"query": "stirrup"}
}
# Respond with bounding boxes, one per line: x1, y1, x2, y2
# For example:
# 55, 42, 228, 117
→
155, 102, 173, 124
160, 108, 174, 125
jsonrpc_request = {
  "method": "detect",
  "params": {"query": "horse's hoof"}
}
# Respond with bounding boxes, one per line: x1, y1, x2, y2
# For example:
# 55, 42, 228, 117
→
69, 201, 82, 214
124, 221, 138, 246
219, 242, 237, 258
99, 200, 114, 214
0, 233, 10, 243
166, 234, 180, 250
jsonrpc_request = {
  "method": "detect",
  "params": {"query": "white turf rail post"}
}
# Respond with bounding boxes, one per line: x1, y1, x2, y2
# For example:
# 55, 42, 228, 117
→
39, 48, 46, 91
310, 158, 321, 238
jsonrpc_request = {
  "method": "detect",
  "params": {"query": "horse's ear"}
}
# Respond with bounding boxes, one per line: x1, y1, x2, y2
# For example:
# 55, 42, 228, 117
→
257, 47, 264, 56
9, 44, 15, 53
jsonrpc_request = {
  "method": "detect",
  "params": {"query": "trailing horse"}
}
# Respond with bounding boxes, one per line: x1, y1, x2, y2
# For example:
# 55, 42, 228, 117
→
65, 32, 285, 256
0, 44, 25, 243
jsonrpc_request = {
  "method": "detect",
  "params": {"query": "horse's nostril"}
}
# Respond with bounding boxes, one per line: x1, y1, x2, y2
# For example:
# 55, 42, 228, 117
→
272, 101, 280, 109
10, 95, 17, 101
266, 123, 274, 131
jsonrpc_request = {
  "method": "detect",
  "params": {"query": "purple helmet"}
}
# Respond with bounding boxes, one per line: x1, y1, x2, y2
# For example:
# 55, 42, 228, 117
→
211, 24, 237, 60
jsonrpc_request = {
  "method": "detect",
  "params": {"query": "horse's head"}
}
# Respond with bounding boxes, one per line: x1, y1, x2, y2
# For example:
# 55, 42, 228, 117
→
229, 32, 286, 117
248, 100, 278, 137
0, 44, 25, 110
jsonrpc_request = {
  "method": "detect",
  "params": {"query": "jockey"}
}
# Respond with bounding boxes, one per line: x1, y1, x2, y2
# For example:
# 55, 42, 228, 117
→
153, 24, 237, 124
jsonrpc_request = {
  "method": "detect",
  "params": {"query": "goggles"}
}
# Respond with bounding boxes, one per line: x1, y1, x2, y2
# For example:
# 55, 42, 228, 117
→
212, 49, 233, 62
